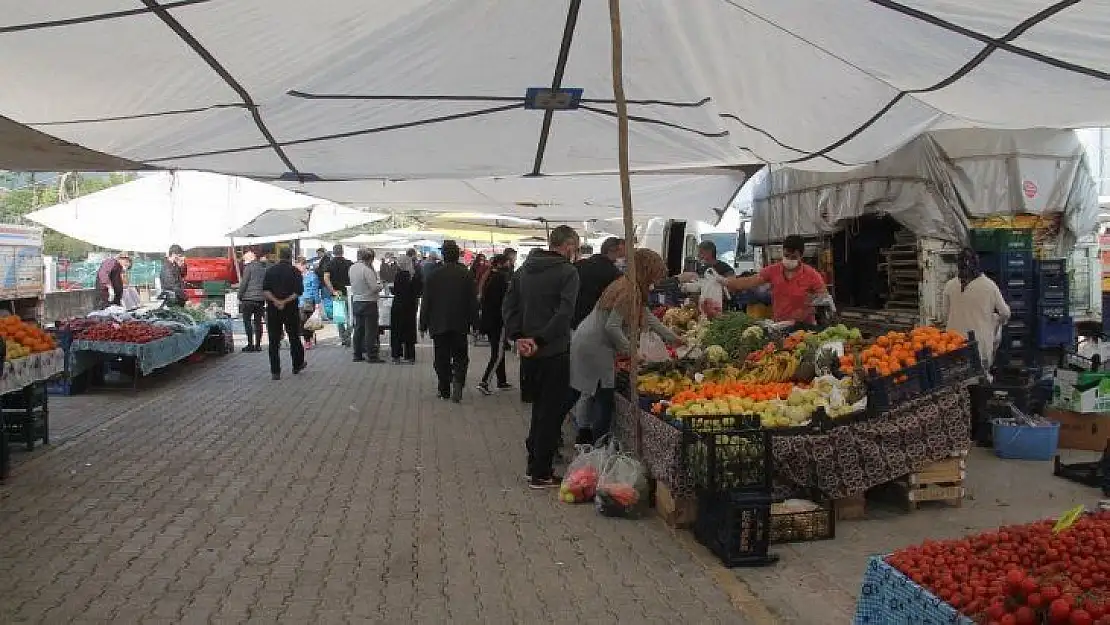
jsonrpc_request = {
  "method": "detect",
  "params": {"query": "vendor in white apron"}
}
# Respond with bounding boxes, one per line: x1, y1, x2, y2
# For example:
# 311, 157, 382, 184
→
942, 248, 1010, 371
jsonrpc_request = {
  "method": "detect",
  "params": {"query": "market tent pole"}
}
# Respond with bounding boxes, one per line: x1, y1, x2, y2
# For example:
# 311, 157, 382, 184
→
609, 0, 642, 458
229, 237, 242, 284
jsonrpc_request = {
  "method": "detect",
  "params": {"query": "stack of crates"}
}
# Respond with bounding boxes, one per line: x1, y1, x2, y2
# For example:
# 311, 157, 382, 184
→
1034, 258, 1074, 349
975, 228, 1036, 367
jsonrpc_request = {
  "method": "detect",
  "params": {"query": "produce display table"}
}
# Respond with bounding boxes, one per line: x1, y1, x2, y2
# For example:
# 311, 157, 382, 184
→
773, 385, 972, 499
615, 384, 971, 503
0, 349, 64, 395
68, 321, 214, 378
853, 556, 972, 624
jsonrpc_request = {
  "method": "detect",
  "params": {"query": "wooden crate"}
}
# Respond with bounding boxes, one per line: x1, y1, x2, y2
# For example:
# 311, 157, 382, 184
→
654, 482, 697, 528
907, 457, 967, 486
834, 494, 867, 521
897, 481, 965, 511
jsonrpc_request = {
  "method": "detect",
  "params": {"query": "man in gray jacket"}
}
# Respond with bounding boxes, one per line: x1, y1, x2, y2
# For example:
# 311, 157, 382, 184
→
502, 225, 581, 488
237, 249, 267, 352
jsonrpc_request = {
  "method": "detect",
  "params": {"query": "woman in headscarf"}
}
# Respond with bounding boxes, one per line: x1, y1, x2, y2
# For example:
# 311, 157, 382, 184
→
942, 248, 1011, 370
390, 251, 423, 363
569, 248, 683, 443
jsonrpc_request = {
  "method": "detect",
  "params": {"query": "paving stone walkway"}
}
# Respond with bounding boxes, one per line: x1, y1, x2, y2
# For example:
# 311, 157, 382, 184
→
0, 336, 747, 624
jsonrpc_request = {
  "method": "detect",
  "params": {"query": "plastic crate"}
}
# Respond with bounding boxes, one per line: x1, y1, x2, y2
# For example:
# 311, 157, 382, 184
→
770, 491, 835, 544
998, 275, 1032, 293
993, 421, 1059, 461
995, 349, 1035, 368
1002, 318, 1031, 336
1, 382, 47, 410
1036, 316, 1075, 349
997, 229, 1034, 251
1036, 258, 1067, 275
998, 331, 1033, 352
682, 422, 772, 493
1038, 301, 1069, 318
1052, 444, 1110, 495
46, 372, 88, 397
865, 362, 931, 413
1007, 297, 1035, 319
979, 251, 1033, 276
926, 342, 983, 389
693, 490, 777, 567
970, 384, 1029, 447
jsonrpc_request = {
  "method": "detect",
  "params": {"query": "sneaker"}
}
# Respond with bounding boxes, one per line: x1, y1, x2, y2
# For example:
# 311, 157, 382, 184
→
402, 358, 416, 365
241, 345, 255, 353
367, 357, 385, 364
353, 356, 365, 362
391, 358, 401, 365
477, 383, 492, 396
528, 475, 562, 490
293, 363, 307, 375
496, 382, 513, 391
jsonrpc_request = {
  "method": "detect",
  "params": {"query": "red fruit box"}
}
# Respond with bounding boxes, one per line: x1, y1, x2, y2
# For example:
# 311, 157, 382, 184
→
853, 556, 973, 625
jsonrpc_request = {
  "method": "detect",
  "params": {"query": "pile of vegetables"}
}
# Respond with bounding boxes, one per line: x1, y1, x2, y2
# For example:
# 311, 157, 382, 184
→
0, 316, 56, 358
75, 321, 174, 344
886, 509, 1110, 624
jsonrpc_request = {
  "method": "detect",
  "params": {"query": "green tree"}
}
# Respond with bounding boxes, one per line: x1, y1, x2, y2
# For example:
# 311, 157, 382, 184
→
0, 171, 136, 258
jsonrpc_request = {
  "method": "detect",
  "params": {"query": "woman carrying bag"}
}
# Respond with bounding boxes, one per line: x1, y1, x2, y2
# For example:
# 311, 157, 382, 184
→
569, 249, 683, 444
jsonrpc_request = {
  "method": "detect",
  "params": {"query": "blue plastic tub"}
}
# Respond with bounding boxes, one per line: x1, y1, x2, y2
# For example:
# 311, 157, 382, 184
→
993, 422, 1060, 461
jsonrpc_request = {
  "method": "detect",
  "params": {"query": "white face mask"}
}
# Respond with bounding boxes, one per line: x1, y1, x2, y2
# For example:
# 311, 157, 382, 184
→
782, 258, 800, 270
615, 259, 627, 271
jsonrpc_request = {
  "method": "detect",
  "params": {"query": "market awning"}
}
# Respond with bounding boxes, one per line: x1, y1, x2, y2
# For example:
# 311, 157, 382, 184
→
5, 3, 1110, 178
225, 204, 386, 240
25, 170, 346, 253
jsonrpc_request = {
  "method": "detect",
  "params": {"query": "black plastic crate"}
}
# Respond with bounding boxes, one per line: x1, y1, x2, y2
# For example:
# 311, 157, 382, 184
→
1002, 318, 1031, 336
694, 490, 778, 567
926, 342, 983, 389
979, 251, 1034, 276
46, 372, 89, 397
683, 423, 772, 492
995, 349, 1035, 368
1037, 279, 1069, 301
1036, 258, 1067, 275
969, 383, 1030, 447
1052, 444, 1109, 495
1008, 297, 1036, 320
1038, 301, 1069, 318
865, 361, 931, 413
1, 382, 47, 411
770, 490, 835, 544
998, 275, 1033, 293
998, 331, 1033, 352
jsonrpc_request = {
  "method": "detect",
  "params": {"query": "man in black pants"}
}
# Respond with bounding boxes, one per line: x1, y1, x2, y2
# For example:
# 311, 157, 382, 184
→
237, 249, 267, 352
419, 241, 478, 402
477, 254, 512, 395
262, 249, 306, 380
502, 226, 580, 489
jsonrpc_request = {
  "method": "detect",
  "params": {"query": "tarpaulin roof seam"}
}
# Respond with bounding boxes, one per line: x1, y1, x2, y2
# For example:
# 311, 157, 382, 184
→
530, 0, 583, 176
139, 0, 301, 180
783, 0, 1082, 165
28, 103, 247, 127
0, 0, 211, 34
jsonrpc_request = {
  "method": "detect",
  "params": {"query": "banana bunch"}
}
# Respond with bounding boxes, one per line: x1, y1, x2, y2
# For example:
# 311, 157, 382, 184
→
740, 353, 800, 383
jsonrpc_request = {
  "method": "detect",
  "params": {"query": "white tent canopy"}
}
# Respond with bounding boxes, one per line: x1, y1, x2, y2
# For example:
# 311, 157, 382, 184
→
6, 3, 1110, 179
25, 170, 346, 253
279, 170, 747, 222
225, 204, 386, 239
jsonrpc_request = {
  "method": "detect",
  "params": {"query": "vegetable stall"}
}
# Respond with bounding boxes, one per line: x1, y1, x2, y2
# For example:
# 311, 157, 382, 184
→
51, 307, 233, 392
611, 302, 983, 566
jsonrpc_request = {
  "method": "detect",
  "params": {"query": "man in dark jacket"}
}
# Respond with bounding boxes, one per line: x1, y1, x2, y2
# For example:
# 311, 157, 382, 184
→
95, 252, 131, 309
419, 241, 478, 403
323, 244, 354, 346
502, 225, 580, 488
237, 249, 267, 352
159, 244, 187, 306
477, 254, 512, 395
572, 236, 625, 328
262, 248, 306, 380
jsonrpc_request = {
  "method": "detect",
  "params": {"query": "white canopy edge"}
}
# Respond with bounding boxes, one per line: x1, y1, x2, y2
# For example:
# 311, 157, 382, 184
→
7, 3, 1110, 180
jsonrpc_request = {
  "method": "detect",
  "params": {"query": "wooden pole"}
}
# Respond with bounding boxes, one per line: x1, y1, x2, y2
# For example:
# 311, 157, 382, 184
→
608, 0, 643, 458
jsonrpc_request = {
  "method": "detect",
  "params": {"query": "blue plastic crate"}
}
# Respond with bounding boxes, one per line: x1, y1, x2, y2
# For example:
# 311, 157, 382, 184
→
1037, 301, 1069, 318
1037, 316, 1075, 348
1007, 297, 1036, 319
993, 422, 1059, 461
980, 251, 1034, 276
1036, 258, 1067, 275
997, 275, 1033, 293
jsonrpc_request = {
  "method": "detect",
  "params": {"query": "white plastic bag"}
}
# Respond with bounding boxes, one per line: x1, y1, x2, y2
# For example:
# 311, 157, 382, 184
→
697, 268, 727, 319
303, 306, 324, 331
559, 443, 608, 504
595, 451, 650, 518
638, 332, 671, 363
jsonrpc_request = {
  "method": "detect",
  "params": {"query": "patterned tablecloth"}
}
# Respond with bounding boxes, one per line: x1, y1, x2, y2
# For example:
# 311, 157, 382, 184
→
68, 321, 217, 377
0, 349, 65, 395
854, 556, 972, 624
615, 385, 971, 502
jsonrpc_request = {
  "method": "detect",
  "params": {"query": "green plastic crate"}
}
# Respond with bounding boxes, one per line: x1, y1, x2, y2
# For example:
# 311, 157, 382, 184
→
970, 228, 1032, 253
202, 280, 228, 296
970, 229, 997, 252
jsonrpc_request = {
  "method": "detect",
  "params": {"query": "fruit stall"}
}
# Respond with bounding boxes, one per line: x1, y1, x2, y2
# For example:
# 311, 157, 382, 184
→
612, 303, 983, 566
0, 225, 65, 479
853, 508, 1110, 624
52, 307, 233, 391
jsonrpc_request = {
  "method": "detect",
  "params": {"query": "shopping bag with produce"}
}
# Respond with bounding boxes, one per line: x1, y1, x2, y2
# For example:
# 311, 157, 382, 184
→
595, 451, 650, 518
559, 442, 610, 504
303, 306, 324, 331
697, 269, 727, 319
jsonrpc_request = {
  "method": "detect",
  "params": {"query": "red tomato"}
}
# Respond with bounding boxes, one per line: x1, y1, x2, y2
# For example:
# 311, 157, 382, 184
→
1072, 610, 1094, 625
1052, 599, 1074, 623
1013, 606, 1036, 625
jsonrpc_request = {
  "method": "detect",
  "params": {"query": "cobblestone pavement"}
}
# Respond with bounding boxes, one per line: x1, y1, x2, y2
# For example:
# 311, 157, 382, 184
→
0, 334, 748, 624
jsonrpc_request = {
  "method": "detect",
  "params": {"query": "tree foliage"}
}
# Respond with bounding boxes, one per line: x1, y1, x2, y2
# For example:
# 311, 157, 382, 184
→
0, 172, 135, 258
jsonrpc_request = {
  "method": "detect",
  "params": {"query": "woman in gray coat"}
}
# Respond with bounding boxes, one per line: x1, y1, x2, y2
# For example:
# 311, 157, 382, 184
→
570, 248, 681, 443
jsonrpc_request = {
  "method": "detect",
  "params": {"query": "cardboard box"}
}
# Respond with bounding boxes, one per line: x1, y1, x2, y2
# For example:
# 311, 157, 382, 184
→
1051, 369, 1110, 413
1045, 409, 1110, 451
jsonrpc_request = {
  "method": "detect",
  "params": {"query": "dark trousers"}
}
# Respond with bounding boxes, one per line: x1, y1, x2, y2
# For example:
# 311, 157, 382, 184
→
432, 331, 469, 396
525, 352, 575, 479
240, 300, 264, 346
266, 304, 305, 375
480, 326, 507, 387
351, 301, 380, 359
580, 386, 616, 440
390, 333, 416, 360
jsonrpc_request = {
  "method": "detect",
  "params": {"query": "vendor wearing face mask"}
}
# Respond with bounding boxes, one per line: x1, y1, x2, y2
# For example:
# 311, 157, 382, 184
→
720, 235, 829, 325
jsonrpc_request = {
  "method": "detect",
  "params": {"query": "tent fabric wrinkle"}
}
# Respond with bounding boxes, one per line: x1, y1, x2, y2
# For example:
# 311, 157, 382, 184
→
6, 2, 1110, 177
